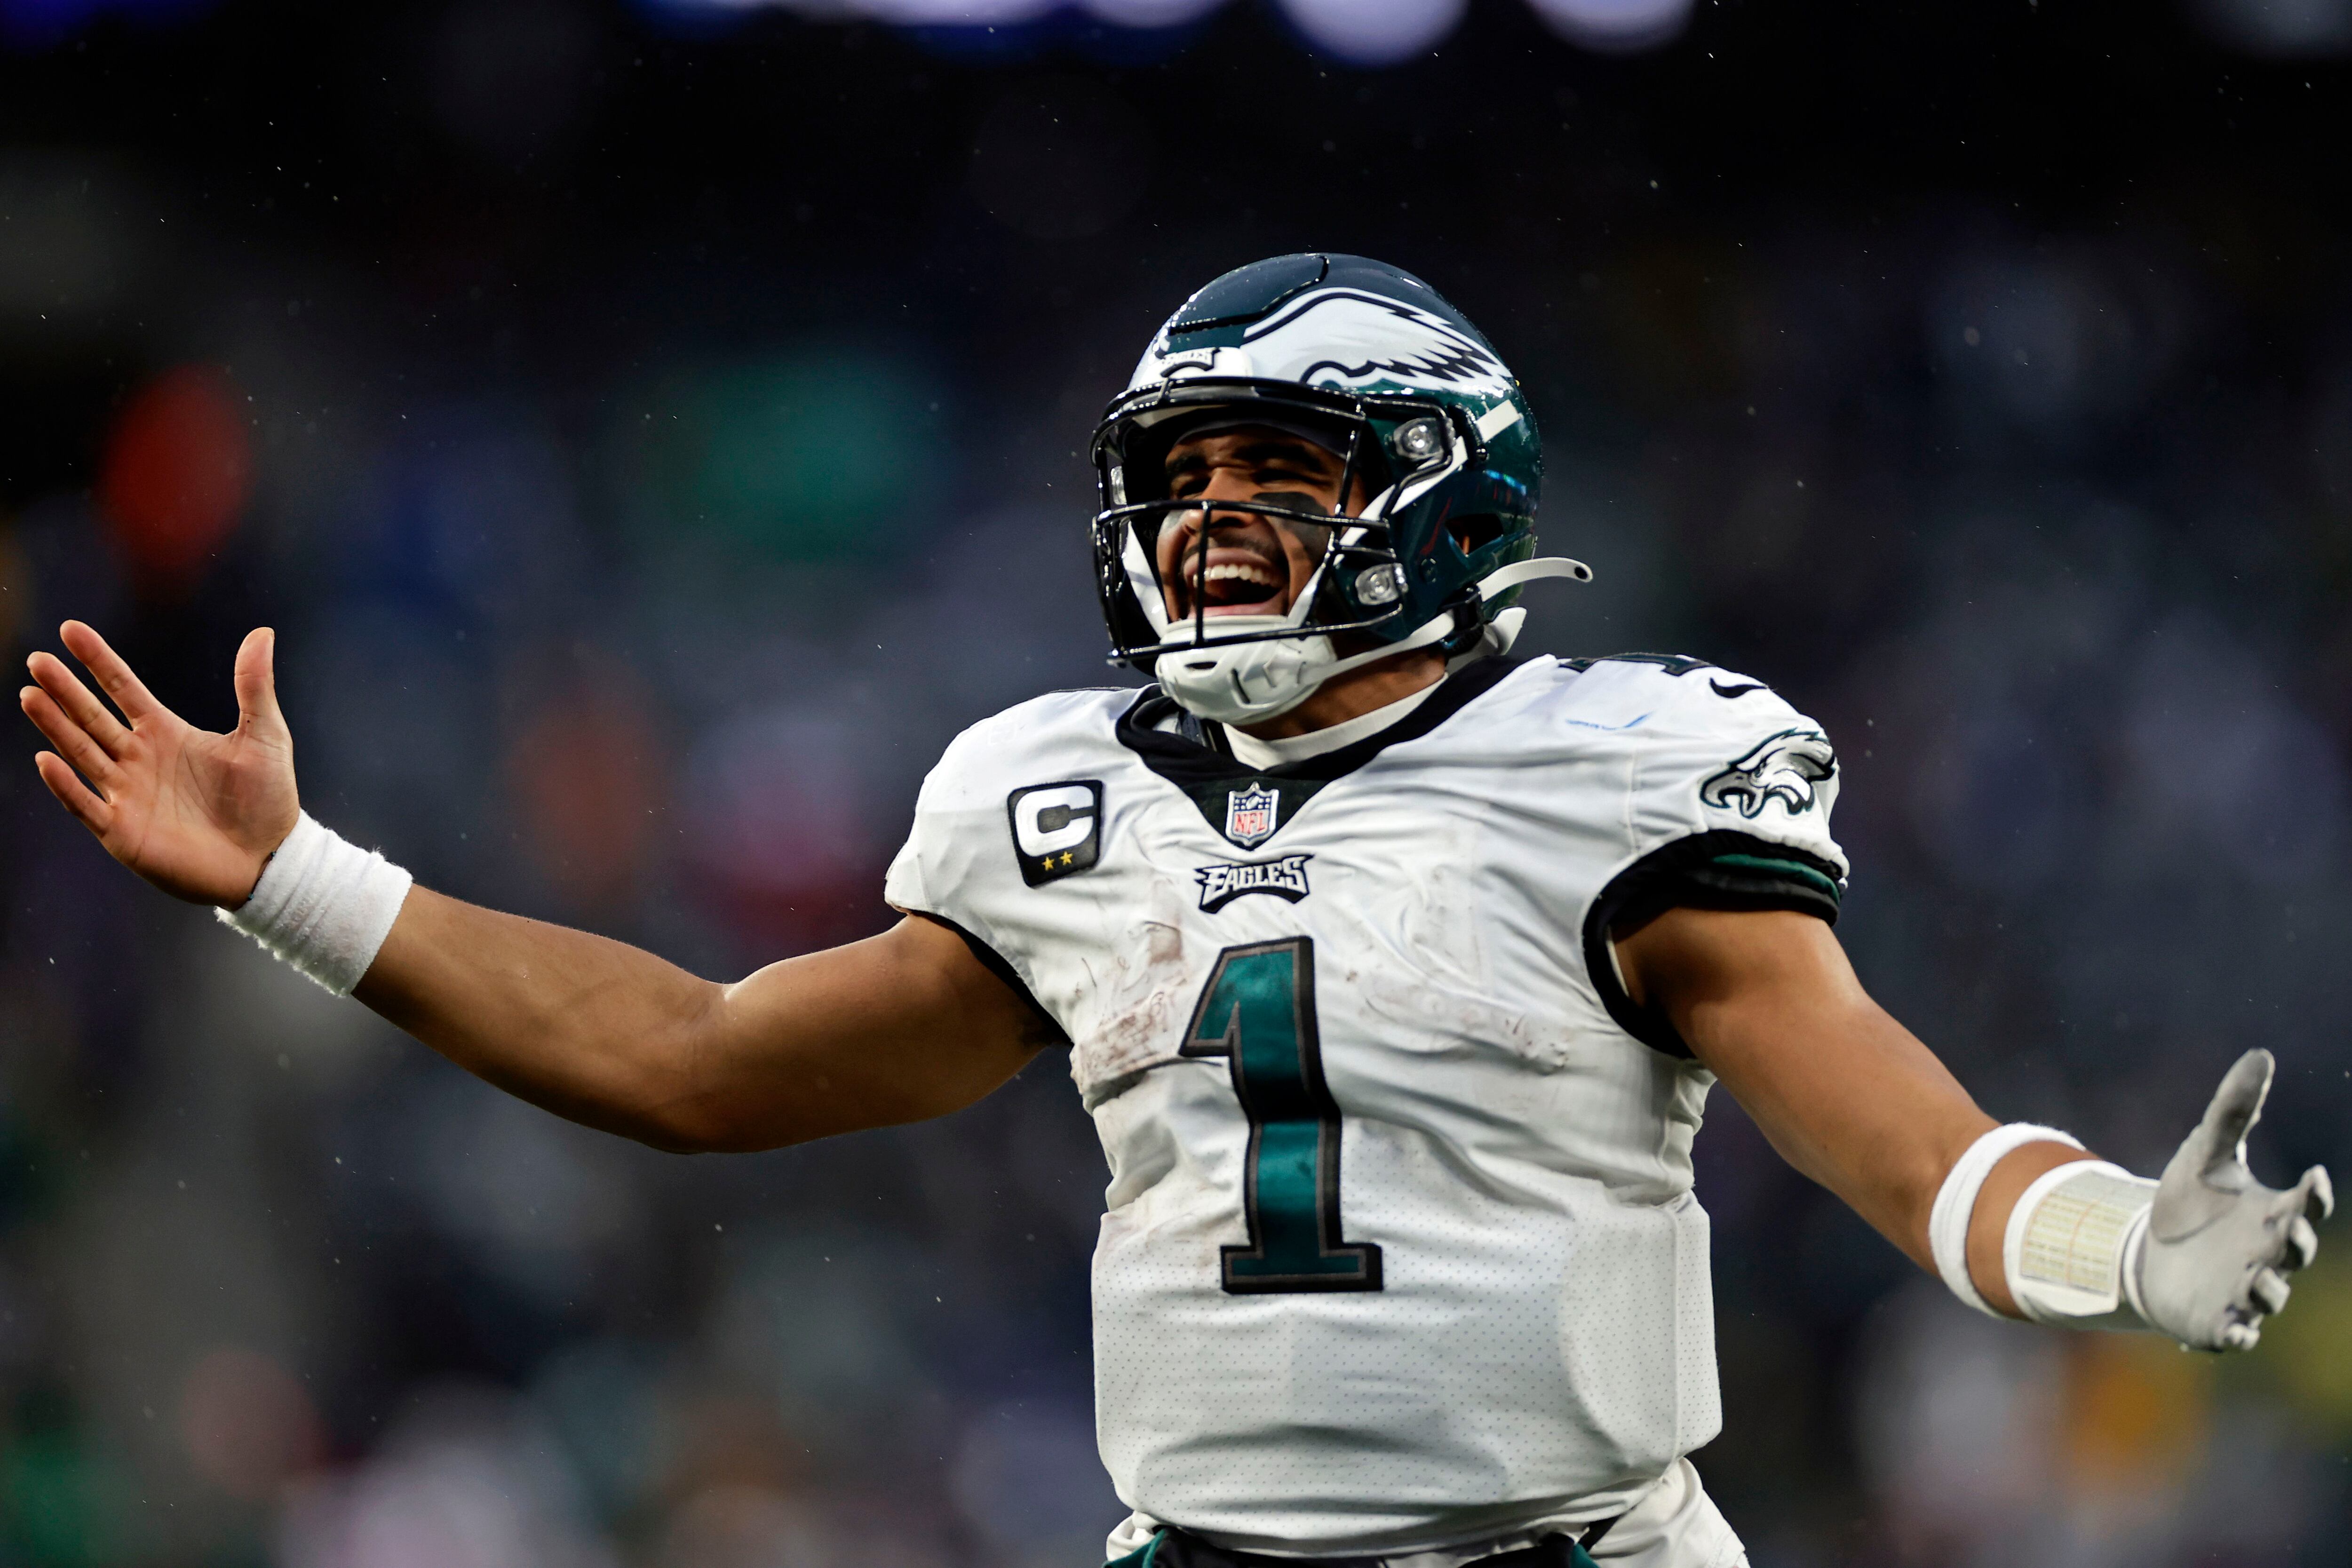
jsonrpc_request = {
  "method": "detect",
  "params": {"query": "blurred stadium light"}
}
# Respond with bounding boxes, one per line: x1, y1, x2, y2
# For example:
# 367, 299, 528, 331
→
0, 0, 211, 48
505, 668, 666, 915
679, 705, 887, 950
624, 0, 1692, 55
2186, 0, 2352, 51
623, 350, 946, 564
96, 366, 252, 592
6, 0, 2336, 59
859, 0, 1061, 22
176, 1346, 326, 1504
1080, 0, 1225, 23
1271, 0, 1466, 64
1525, 0, 1694, 51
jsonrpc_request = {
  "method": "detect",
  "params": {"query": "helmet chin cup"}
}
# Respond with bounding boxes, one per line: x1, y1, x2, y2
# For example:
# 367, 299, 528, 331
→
1154, 610, 1461, 726
1153, 617, 1336, 725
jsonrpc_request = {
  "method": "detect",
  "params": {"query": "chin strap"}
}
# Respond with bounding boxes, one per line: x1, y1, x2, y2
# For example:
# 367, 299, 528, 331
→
1478, 556, 1594, 598
1318, 606, 1459, 682
1448, 556, 1595, 669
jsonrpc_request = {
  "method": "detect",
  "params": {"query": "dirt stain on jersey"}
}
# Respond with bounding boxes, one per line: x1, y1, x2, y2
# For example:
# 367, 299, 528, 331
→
1076, 876, 1195, 1098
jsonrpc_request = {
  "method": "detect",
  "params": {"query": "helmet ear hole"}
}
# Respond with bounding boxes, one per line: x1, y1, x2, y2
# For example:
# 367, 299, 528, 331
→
1449, 514, 1508, 555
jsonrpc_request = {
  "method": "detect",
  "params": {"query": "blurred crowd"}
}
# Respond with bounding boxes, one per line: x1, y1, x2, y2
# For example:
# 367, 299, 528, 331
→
2, 0, 2351, 1564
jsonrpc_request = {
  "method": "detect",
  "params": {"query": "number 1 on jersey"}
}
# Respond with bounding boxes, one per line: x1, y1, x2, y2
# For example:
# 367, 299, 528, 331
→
1181, 937, 1383, 1294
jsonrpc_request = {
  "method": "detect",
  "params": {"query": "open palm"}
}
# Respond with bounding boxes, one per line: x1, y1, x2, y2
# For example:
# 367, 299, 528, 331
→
20, 621, 300, 907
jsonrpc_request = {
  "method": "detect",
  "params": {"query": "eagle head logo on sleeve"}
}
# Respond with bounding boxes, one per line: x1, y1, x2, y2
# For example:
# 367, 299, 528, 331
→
1700, 729, 1838, 818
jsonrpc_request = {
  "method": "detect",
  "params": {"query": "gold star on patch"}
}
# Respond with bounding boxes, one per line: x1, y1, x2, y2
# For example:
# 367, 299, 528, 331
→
1053, 851, 1076, 868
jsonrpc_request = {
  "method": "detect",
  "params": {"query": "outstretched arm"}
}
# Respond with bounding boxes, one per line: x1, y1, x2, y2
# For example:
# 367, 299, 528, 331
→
23, 621, 1050, 1153
1613, 907, 2057, 1310
357, 898, 1051, 1151
1617, 907, 2329, 1345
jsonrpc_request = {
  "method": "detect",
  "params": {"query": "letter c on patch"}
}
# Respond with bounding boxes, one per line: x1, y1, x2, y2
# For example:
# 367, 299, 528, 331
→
1007, 780, 1103, 887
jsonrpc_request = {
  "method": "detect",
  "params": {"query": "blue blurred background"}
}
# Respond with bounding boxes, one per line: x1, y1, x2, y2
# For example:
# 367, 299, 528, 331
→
3, 0, 2352, 1562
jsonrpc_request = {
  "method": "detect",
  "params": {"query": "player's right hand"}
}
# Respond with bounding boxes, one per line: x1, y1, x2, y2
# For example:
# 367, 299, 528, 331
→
20, 621, 299, 907
2135, 1049, 2333, 1352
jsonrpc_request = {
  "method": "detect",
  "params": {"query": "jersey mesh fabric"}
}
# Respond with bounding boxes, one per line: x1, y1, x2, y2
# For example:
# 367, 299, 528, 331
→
883, 657, 1846, 1557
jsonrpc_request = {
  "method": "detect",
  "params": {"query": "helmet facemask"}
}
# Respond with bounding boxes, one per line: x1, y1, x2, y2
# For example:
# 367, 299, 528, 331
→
1092, 378, 1495, 722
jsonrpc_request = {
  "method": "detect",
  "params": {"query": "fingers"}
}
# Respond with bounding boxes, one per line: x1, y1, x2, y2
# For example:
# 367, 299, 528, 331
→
2195, 1049, 2274, 1170
2285, 1215, 2321, 1272
57, 620, 167, 726
231, 627, 287, 740
19, 685, 124, 791
2219, 1319, 2261, 1352
32, 751, 114, 835
2271, 1168, 2329, 1273
2299, 1164, 2334, 1222
2249, 1266, 2292, 1316
25, 649, 131, 755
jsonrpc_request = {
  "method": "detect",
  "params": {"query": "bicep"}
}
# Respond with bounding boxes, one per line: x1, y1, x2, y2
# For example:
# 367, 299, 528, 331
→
689, 913, 1055, 1152
1613, 906, 1992, 1267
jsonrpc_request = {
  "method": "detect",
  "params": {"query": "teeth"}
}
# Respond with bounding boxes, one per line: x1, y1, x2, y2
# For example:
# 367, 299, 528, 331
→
1203, 564, 1277, 587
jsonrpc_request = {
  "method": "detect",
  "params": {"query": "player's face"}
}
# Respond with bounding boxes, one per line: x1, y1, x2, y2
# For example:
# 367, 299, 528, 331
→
1155, 427, 1367, 622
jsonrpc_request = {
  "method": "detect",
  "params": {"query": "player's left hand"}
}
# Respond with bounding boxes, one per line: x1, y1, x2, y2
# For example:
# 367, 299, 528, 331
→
2134, 1049, 2333, 1352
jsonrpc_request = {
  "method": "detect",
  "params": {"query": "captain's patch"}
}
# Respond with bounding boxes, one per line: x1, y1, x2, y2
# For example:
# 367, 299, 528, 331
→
1195, 855, 1313, 913
1700, 730, 1836, 818
1008, 780, 1103, 886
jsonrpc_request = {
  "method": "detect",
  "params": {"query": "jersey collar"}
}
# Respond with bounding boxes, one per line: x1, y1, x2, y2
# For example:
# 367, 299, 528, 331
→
1115, 657, 1524, 850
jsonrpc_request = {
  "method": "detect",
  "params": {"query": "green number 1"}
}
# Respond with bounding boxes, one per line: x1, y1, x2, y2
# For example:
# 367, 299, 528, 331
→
1180, 937, 1383, 1294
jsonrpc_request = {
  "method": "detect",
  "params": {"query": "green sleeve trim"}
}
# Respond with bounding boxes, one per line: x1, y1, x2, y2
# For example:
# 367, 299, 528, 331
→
1105, 1532, 1165, 1568
1581, 829, 1848, 1059
1710, 851, 1842, 905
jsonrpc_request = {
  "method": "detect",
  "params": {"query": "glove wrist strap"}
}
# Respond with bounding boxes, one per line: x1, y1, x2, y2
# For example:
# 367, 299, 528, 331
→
2002, 1160, 2158, 1329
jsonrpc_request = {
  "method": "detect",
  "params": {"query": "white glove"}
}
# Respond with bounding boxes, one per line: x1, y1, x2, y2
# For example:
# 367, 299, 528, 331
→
2130, 1049, 2333, 1352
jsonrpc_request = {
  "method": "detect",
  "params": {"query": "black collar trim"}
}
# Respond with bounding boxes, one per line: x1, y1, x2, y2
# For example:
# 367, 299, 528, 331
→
1115, 656, 1526, 791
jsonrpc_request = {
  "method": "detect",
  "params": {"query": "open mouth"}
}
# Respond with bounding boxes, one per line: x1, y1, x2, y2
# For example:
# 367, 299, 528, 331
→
1174, 546, 1287, 619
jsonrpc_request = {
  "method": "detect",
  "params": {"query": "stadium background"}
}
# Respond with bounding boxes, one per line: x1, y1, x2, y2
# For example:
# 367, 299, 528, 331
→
4, 0, 2352, 1560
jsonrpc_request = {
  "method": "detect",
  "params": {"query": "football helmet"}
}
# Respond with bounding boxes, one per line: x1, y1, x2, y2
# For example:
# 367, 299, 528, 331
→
1090, 253, 1588, 724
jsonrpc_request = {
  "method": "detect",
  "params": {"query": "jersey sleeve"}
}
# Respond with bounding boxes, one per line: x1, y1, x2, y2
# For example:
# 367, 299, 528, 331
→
1585, 667, 1850, 1057
883, 719, 1074, 1048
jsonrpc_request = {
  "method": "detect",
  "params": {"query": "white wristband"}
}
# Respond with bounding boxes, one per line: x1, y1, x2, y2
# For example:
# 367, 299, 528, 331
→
2002, 1160, 2156, 1328
216, 812, 413, 996
1929, 1123, 2084, 1317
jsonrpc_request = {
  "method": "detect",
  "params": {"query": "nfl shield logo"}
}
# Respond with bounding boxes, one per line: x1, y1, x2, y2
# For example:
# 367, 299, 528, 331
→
1224, 783, 1279, 847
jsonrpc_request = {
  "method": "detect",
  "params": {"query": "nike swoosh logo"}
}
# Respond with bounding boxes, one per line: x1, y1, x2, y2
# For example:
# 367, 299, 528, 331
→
1710, 680, 1766, 699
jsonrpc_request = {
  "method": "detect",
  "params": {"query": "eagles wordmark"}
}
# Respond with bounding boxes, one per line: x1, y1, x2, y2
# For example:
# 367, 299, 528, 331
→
1195, 855, 1314, 913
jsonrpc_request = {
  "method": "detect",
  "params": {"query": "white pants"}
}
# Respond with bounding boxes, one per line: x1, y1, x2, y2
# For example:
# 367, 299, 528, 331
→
1587, 1459, 1747, 1568
1106, 1459, 1747, 1568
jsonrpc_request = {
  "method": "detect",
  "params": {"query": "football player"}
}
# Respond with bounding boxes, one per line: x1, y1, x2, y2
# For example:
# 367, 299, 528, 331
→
21, 255, 2331, 1568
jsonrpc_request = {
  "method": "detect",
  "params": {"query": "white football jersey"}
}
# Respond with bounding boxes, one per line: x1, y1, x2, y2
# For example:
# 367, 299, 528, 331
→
883, 655, 1846, 1558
